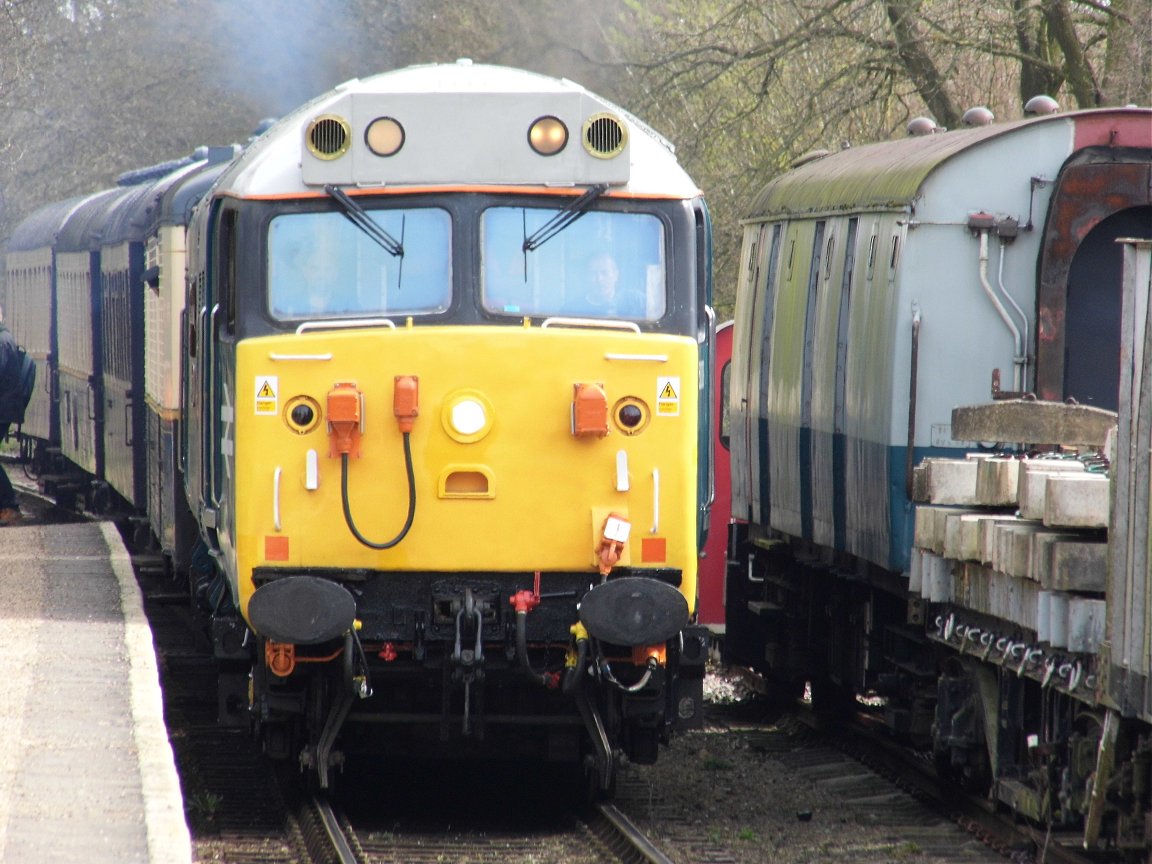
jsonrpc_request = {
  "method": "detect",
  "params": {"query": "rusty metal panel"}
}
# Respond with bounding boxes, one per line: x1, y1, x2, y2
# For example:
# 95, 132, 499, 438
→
1036, 155, 1152, 404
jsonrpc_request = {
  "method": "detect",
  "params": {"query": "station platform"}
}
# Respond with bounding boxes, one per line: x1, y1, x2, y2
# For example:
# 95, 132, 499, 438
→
0, 520, 191, 863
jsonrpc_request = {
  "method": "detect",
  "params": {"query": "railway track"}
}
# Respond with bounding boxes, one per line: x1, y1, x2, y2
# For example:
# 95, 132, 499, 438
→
299, 794, 676, 864
129, 514, 683, 864
613, 696, 1116, 864
824, 711, 1101, 864
129, 528, 1115, 864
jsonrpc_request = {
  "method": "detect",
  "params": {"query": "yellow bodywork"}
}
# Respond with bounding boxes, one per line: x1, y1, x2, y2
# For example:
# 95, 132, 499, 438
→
232, 323, 699, 620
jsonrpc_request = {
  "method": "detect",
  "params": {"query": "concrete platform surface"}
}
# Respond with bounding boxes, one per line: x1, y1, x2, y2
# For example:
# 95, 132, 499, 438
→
0, 521, 190, 863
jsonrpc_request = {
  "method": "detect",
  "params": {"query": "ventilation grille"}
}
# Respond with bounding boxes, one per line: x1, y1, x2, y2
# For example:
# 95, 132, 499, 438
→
582, 113, 627, 159
306, 115, 351, 160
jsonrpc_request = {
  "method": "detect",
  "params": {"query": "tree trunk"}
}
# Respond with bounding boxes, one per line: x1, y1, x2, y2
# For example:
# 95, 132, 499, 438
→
1012, 0, 1065, 107
1042, 0, 1100, 107
883, 0, 962, 128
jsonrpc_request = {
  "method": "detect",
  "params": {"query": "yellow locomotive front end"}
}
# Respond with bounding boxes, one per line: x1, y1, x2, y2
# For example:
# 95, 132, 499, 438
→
232, 323, 702, 785
236, 324, 699, 593
183, 62, 714, 790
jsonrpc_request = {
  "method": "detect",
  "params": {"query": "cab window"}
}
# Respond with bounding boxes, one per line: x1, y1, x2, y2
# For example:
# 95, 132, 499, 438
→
267, 207, 451, 319
481, 207, 666, 320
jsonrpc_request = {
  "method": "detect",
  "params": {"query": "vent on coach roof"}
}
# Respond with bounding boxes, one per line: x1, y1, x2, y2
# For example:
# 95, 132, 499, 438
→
306, 115, 351, 160
582, 113, 627, 159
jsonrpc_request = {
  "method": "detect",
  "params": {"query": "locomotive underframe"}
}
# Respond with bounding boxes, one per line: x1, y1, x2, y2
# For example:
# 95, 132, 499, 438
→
726, 525, 1151, 854
213, 567, 707, 791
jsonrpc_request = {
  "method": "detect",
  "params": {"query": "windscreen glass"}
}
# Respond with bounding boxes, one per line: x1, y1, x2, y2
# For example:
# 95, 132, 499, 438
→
267, 207, 451, 319
481, 207, 666, 320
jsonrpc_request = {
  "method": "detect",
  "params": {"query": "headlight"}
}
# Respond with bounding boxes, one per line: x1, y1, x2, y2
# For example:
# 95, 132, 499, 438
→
365, 116, 405, 156
442, 390, 494, 443
451, 399, 486, 436
528, 116, 568, 156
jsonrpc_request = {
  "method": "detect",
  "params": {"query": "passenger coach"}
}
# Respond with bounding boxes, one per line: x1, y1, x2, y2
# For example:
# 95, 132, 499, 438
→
725, 103, 1151, 853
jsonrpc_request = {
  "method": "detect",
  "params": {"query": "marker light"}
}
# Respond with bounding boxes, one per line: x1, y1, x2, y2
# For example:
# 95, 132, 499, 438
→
613, 397, 650, 435
451, 399, 486, 436
365, 116, 405, 156
285, 395, 322, 434
292, 404, 314, 426
528, 116, 568, 156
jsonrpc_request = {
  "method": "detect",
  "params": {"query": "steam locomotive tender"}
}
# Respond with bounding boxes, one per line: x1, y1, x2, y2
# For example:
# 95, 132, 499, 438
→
725, 103, 1151, 854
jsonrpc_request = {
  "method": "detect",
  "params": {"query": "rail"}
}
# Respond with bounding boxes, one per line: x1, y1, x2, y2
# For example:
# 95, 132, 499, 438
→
311, 796, 360, 864
586, 802, 676, 864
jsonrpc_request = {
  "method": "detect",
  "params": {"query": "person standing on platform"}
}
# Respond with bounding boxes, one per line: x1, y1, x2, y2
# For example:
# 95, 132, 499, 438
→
0, 305, 24, 525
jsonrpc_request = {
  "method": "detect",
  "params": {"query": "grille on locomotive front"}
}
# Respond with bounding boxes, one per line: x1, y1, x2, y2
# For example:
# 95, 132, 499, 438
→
306, 116, 351, 160
582, 113, 626, 159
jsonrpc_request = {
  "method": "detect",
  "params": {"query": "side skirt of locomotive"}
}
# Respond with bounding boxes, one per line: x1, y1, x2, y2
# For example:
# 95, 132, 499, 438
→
207, 568, 709, 792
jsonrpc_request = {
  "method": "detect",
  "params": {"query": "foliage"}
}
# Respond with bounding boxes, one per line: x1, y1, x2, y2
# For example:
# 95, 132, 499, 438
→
0, 0, 635, 253
615, 0, 1150, 311
0, 0, 1147, 315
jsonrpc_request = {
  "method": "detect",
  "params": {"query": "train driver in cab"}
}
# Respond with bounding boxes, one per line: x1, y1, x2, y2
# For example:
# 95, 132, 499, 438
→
574, 250, 646, 318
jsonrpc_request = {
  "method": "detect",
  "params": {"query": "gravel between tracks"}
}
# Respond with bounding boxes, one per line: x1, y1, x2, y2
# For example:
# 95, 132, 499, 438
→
614, 666, 1011, 864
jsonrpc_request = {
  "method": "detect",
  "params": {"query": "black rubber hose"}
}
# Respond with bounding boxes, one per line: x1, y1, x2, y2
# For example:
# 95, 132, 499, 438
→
561, 637, 588, 694
515, 610, 552, 687
341, 432, 415, 550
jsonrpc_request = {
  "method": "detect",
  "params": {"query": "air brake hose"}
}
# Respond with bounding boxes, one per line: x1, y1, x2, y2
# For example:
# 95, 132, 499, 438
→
561, 637, 589, 694
340, 432, 416, 549
515, 610, 553, 687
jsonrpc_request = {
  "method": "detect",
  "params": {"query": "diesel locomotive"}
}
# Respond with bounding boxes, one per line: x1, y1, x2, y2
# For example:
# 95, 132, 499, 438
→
3, 61, 717, 793
724, 102, 1152, 855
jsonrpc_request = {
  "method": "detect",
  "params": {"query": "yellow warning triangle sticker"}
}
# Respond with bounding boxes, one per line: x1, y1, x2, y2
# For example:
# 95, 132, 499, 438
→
659, 382, 677, 400
257, 381, 275, 399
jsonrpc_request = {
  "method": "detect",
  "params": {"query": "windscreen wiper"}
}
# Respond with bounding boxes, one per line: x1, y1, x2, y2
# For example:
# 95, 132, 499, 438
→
521, 183, 608, 253
324, 184, 404, 258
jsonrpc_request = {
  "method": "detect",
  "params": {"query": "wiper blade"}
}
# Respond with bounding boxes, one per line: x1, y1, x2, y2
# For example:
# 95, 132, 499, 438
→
324, 184, 404, 257
522, 184, 608, 253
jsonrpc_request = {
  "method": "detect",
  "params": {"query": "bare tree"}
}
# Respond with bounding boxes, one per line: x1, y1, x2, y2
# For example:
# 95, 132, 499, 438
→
0, 0, 637, 251
618, 0, 1149, 311
2, 0, 1143, 313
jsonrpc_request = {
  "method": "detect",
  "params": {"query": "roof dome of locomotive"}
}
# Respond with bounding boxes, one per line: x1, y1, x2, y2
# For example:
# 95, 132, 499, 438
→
214, 61, 700, 200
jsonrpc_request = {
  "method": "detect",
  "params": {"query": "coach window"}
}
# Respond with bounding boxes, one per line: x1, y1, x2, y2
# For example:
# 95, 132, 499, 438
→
267, 206, 451, 320
481, 207, 665, 320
